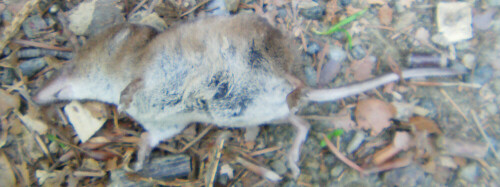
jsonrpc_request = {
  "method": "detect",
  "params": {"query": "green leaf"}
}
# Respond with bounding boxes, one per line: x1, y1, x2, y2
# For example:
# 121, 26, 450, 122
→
313, 8, 368, 35
320, 129, 345, 147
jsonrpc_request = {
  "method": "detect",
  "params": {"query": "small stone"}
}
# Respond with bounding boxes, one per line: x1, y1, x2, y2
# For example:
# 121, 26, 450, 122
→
436, 2, 472, 43
1, 68, 15, 85
484, 103, 498, 115
458, 163, 478, 183
306, 42, 321, 55
346, 131, 365, 154
49, 4, 59, 14
3, 46, 11, 56
68, 0, 125, 36
340, 0, 351, 7
468, 65, 494, 85
324, 154, 336, 166
18, 58, 47, 78
270, 160, 287, 175
350, 45, 366, 60
283, 181, 298, 187
461, 53, 475, 69
217, 174, 229, 185
298, 2, 325, 20
22, 15, 49, 38
330, 165, 344, 178
304, 65, 318, 86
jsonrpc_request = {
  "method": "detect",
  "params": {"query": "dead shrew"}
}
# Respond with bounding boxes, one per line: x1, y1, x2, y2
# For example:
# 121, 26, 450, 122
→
32, 14, 464, 180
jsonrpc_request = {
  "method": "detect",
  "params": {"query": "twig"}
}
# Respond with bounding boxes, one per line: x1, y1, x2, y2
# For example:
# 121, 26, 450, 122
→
180, 0, 211, 17
471, 110, 499, 160
440, 89, 468, 121
206, 132, 230, 187
0, 0, 43, 54
12, 39, 73, 51
249, 146, 281, 156
321, 134, 365, 173
179, 125, 213, 152
235, 156, 282, 182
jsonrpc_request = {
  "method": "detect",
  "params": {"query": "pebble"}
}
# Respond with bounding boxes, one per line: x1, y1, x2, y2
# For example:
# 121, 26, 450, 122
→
468, 65, 494, 85
18, 58, 47, 78
461, 53, 476, 69
330, 165, 344, 178
49, 4, 59, 14
283, 181, 298, 187
306, 42, 321, 55
458, 163, 478, 183
304, 65, 318, 86
350, 45, 366, 60
484, 103, 498, 115
270, 160, 288, 175
1, 10, 12, 22
324, 154, 336, 166
22, 15, 49, 38
346, 131, 365, 154
340, 0, 351, 7
299, 4, 325, 20
1, 68, 15, 85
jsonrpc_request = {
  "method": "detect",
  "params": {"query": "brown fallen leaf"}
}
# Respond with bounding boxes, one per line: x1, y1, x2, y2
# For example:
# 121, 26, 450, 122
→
378, 4, 393, 26
406, 116, 442, 134
373, 131, 411, 165
0, 89, 20, 116
350, 56, 375, 81
436, 136, 488, 159
355, 98, 396, 136
329, 108, 355, 131
0, 152, 16, 186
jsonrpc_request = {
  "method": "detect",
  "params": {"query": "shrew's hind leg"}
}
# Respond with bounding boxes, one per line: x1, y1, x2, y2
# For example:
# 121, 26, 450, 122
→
134, 124, 187, 171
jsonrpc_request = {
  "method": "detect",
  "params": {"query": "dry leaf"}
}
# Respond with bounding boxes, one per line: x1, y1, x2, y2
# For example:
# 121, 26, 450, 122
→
0, 152, 16, 186
0, 89, 20, 116
373, 131, 411, 165
350, 56, 375, 81
329, 108, 355, 131
36, 168, 69, 186
391, 101, 417, 120
64, 101, 106, 143
355, 98, 396, 136
17, 111, 48, 134
436, 136, 488, 159
378, 4, 393, 26
407, 116, 442, 134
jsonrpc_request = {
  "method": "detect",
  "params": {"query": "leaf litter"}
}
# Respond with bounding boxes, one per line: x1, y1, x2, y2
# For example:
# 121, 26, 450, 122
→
0, 0, 499, 186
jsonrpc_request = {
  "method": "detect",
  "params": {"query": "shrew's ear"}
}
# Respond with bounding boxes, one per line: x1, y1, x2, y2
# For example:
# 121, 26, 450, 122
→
106, 26, 132, 55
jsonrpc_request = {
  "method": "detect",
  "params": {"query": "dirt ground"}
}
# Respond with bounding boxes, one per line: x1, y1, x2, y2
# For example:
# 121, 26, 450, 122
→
0, 0, 499, 186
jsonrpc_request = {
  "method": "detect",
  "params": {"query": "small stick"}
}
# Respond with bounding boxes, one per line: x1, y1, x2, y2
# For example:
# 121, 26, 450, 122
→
440, 89, 468, 121
180, 0, 211, 17
322, 134, 365, 173
179, 125, 213, 152
12, 39, 73, 51
249, 146, 282, 156
471, 110, 499, 160
0, 0, 43, 54
235, 156, 281, 182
